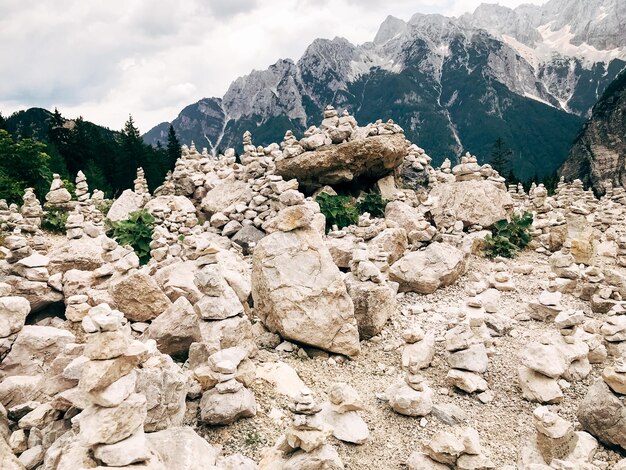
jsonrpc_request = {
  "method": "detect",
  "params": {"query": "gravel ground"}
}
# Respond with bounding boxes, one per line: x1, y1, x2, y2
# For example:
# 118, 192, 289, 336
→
192, 250, 626, 468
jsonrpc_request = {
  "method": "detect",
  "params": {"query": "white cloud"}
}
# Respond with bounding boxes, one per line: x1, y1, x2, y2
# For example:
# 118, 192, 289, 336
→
0, 0, 545, 132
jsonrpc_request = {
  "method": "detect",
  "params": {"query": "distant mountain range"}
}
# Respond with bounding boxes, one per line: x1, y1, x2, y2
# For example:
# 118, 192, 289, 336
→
143, 0, 626, 181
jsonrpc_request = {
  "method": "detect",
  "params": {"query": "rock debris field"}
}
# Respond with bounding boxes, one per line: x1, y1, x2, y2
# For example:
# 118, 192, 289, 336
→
1, 105, 626, 469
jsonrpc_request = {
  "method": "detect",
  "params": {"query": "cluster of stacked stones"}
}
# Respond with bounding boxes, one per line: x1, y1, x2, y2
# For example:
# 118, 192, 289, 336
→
260, 388, 344, 469
444, 311, 493, 400
408, 427, 495, 469
385, 324, 435, 417
8, 105, 626, 469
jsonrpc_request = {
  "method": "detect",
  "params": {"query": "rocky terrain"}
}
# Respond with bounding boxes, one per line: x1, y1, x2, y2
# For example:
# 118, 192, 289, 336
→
2, 107, 626, 469
144, 0, 626, 180
560, 69, 626, 194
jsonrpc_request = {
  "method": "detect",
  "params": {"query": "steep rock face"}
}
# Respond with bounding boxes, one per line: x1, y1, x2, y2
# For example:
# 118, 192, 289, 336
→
559, 70, 626, 193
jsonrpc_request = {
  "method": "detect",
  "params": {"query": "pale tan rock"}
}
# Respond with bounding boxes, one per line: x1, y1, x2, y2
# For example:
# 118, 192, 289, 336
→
143, 296, 201, 356
78, 393, 147, 445
345, 273, 397, 340
109, 270, 171, 322
0, 296, 30, 339
430, 179, 513, 228
146, 426, 221, 470
390, 242, 468, 294
276, 133, 408, 192
252, 227, 360, 357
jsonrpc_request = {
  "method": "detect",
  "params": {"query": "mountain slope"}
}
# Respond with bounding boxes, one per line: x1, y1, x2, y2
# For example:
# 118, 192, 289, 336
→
559, 69, 626, 192
144, 0, 626, 180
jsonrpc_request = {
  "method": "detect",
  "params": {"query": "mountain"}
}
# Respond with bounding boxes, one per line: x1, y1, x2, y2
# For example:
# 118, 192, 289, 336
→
143, 0, 626, 180
559, 68, 626, 192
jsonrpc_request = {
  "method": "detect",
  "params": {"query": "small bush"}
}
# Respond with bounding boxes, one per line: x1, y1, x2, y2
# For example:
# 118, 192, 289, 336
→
96, 199, 113, 216
357, 191, 387, 218
484, 211, 533, 258
42, 209, 68, 234
108, 209, 155, 265
315, 192, 359, 233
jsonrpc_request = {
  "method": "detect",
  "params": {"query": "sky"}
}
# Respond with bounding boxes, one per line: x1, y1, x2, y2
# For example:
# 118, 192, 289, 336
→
0, 0, 545, 133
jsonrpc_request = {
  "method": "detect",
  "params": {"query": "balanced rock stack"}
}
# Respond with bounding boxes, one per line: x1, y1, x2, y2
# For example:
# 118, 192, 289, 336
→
75, 170, 90, 203
134, 167, 150, 204
445, 319, 491, 396
19, 188, 43, 233
520, 406, 600, 468
73, 304, 159, 468
600, 307, 626, 356
385, 350, 434, 417
280, 130, 305, 159
401, 324, 435, 372
320, 382, 369, 445
260, 389, 344, 469
408, 427, 495, 469
198, 348, 257, 425
65, 208, 85, 240
518, 330, 591, 404
344, 244, 398, 339
252, 203, 361, 357
45, 174, 72, 206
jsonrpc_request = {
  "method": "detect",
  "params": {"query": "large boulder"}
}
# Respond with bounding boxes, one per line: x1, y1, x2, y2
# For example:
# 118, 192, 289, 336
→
578, 379, 626, 450
390, 242, 468, 294
1, 326, 75, 377
201, 179, 252, 215
48, 236, 106, 275
144, 195, 196, 216
146, 426, 221, 470
106, 189, 144, 223
143, 297, 201, 357
0, 297, 30, 338
252, 227, 360, 357
109, 270, 171, 322
276, 134, 408, 192
429, 180, 513, 228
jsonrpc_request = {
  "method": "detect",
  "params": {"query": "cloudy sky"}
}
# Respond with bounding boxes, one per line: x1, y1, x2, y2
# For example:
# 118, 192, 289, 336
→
0, 0, 545, 132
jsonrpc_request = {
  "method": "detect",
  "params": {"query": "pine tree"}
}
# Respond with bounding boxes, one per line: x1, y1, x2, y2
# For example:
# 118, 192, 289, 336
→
0, 112, 6, 131
166, 124, 180, 170
490, 137, 513, 177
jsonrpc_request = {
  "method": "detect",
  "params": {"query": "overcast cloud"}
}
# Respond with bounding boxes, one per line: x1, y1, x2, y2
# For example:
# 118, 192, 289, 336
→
0, 0, 545, 132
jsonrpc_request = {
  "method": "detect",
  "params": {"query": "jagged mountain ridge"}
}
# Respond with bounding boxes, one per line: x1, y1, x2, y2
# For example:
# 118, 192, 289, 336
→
143, 0, 626, 180
559, 68, 626, 192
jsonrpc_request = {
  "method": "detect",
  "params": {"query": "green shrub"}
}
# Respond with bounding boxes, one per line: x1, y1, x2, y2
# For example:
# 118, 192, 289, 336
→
484, 211, 533, 258
108, 209, 155, 265
42, 209, 68, 234
315, 192, 359, 233
96, 199, 113, 216
356, 191, 387, 218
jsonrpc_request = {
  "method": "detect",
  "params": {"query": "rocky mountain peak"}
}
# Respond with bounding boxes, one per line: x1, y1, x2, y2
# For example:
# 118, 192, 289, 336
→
373, 15, 407, 45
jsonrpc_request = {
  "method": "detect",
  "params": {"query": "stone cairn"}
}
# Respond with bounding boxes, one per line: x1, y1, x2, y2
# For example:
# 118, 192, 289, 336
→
408, 427, 495, 469
444, 313, 492, 398
520, 406, 599, 468
19, 188, 43, 233
75, 170, 90, 203
518, 326, 592, 404
261, 388, 344, 469
320, 382, 369, 445
45, 174, 72, 207
198, 347, 257, 425
134, 167, 150, 205
75, 304, 155, 468
385, 342, 434, 417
